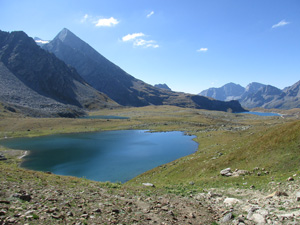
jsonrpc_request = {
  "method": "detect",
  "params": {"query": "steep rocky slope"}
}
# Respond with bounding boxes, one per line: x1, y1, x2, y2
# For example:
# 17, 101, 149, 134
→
0, 30, 117, 117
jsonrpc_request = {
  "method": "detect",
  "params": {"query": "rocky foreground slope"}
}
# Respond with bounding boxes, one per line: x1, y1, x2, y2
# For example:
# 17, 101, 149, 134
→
1, 150, 300, 225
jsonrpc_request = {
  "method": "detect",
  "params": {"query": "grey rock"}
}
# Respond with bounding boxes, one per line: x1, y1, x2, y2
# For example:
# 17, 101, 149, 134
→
0, 154, 7, 160
248, 213, 266, 225
142, 183, 155, 187
232, 169, 249, 177
220, 168, 232, 176
12, 193, 32, 202
224, 197, 241, 205
19, 194, 32, 202
222, 212, 233, 223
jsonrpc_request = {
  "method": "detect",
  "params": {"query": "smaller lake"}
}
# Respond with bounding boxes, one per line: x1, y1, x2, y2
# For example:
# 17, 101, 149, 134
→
239, 112, 281, 117
0, 130, 197, 183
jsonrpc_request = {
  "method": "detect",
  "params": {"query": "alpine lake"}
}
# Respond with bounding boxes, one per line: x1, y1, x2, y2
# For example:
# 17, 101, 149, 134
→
0, 130, 197, 183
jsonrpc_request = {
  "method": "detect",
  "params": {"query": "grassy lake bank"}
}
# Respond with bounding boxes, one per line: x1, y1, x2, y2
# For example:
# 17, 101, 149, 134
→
1, 106, 300, 224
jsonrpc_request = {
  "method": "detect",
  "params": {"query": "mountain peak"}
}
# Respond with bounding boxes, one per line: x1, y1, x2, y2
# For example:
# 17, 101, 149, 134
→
55, 28, 77, 43
154, 83, 172, 91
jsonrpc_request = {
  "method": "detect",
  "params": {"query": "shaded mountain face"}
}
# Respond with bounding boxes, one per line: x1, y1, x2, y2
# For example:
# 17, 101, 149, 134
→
199, 83, 245, 101
43, 28, 148, 107
199, 81, 300, 109
43, 28, 245, 112
265, 80, 300, 109
242, 85, 284, 108
154, 83, 172, 91
0, 30, 117, 117
244, 82, 265, 94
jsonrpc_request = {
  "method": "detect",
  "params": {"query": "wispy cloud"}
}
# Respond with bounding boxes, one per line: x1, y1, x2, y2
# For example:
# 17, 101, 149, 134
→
122, 33, 145, 42
272, 19, 290, 29
147, 11, 154, 18
197, 48, 208, 52
122, 32, 159, 48
134, 39, 159, 48
81, 14, 89, 23
95, 17, 119, 27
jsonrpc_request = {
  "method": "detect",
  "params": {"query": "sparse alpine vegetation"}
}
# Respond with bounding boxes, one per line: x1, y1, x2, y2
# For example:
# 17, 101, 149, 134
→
1, 106, 300, 224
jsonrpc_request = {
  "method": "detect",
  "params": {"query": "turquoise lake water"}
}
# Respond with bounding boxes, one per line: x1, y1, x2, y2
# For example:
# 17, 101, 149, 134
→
0, 130, 197, 183
239, 112, 281, 116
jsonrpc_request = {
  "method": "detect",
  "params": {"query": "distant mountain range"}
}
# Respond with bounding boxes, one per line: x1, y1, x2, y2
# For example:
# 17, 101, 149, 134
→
0, 30, 118, 117
40, 28, 245, 113
199, 81, 300, 109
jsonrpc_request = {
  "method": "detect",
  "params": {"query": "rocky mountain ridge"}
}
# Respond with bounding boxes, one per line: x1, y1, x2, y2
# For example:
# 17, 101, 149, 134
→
42, 28, 245, 112
0, 30, 118, 117
154, 83, 172, 91
199, 81, 300, 109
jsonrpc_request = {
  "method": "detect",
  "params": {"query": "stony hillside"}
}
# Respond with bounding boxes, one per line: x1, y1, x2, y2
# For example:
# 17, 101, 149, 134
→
0, 30, 118, 117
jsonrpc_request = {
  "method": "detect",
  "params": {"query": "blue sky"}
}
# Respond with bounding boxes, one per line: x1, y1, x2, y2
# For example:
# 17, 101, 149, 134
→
1, 0, 299, 94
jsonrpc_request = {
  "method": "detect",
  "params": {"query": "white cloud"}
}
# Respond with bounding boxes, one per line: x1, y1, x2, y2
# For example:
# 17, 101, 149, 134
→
134, 39, 159, 48
122, 33, 145, 42
197, 48, 208, 52
272, 19, 290, 29
35, 40, 49, 44
122, 32, 159, 48
95, 17, 119, 27
81, 14, 89, 23
147, 11, 154, 18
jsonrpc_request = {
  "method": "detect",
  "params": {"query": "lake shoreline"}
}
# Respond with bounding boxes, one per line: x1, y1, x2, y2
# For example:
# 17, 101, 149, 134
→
1, 130, 198, 183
